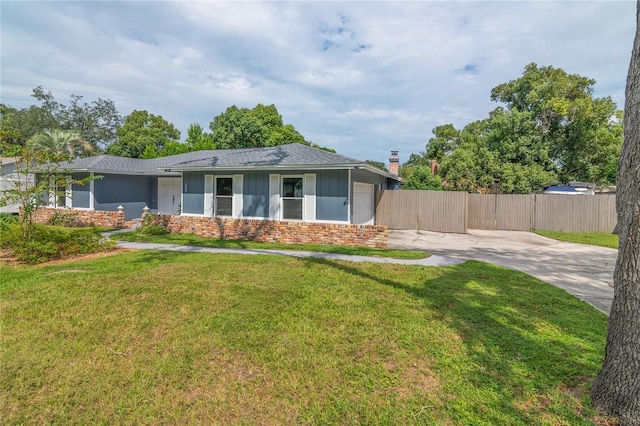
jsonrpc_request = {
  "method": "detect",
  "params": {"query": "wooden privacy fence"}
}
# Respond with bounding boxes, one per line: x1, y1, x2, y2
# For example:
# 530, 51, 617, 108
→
375, 190, 617, 233
375, 190, 468, 233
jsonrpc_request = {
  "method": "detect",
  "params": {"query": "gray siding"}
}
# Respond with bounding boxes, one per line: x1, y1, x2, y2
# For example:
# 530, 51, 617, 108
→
243, 170, 269, 218
71, 172, 91, 208
316, 170, 349, 221
94, 174, 155, 220
183, 172, 205, 215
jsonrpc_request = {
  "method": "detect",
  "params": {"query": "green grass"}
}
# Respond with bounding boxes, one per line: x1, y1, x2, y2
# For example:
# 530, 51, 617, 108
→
1, 252, 608, 424
534, 230, 619, 249
115, 230, 429, 259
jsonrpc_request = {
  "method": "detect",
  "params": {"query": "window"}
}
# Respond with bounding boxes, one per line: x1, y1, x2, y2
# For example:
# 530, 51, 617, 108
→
282, 177, 303, 220
216, 177, 233, 216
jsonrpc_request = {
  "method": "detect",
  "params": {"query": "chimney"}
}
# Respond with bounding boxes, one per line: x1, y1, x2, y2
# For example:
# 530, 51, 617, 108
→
389, 150, 399, 175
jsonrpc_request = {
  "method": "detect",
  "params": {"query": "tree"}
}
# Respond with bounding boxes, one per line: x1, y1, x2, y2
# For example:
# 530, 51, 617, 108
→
410, 64, 622, 193
365, 160, 388, 172
26, 129, 96, 159
0, 87, 122, 152
107, 110, 180, 158
404, 166, 442, 190
0, 144, 98, 242
591, 2, 640, 422
30, 86, 122, 151
491, 63, 622, 184
209, 104, 311, 149
425, 124, 460, 162
0, 103, 59, 152
184, 123, 216, 151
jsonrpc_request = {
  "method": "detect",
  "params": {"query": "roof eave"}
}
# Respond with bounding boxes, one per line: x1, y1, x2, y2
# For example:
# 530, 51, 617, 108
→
161, 163, 399, 180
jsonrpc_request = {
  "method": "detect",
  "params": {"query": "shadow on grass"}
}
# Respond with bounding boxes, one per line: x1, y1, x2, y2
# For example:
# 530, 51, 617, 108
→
299, 256, 607, 423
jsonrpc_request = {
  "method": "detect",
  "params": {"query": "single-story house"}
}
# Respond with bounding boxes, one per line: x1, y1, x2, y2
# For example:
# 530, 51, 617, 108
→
54, 144, 400, 225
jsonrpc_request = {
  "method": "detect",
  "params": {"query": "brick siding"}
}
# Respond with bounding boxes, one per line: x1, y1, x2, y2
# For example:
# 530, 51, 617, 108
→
29, 208, 125, 228
152, 214, 389, 248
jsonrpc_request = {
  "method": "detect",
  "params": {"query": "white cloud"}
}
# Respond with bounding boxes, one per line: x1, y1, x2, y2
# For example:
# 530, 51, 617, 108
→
1, 0, 635, 164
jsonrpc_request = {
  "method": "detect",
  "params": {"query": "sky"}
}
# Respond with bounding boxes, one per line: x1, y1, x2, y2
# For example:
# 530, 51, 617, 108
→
1, 1, 636, 165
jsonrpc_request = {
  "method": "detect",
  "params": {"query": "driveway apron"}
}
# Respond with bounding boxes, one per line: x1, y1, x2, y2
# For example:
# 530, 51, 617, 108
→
389, 229, 616, 315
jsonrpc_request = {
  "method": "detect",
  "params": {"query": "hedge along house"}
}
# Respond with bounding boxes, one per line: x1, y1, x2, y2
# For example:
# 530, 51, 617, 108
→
44, 144, 399, 246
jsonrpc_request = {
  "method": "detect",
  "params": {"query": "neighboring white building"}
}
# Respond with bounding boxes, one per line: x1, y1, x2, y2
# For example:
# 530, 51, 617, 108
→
0, 157, 34, 214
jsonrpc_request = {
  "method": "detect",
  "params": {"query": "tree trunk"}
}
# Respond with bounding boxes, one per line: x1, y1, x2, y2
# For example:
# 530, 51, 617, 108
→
591, 2, 640, 423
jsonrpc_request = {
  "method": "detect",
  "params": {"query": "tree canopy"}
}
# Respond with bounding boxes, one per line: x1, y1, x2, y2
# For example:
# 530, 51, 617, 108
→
26, 129, 97, 159
406, 64, 623, 193
1, 89, 327, 159
209, 104, 311, 150
107, 110, 181, 158
404, 166, 442, 190
0, 87, 122, 155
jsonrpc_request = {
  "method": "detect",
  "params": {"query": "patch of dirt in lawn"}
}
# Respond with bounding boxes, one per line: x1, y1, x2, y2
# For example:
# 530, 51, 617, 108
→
0, 247, 133, 268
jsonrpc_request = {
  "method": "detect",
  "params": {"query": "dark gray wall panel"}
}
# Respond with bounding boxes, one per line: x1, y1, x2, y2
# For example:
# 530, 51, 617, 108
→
243, 171, 269, 218
94, 174, 155, 219
183, 172, 204, 194
316, 170, 349, 221
183, 172, 204, 214
317, 196, 349, 221
183, 194, 204, 214
71, 172, 90, 208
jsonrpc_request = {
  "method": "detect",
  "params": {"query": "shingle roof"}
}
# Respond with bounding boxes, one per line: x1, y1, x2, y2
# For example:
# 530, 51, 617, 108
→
61, 144, 396, 178
163, 144, 362, 169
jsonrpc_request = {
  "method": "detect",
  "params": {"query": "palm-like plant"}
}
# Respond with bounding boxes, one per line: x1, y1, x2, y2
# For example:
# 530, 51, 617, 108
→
26, 129, 97, 159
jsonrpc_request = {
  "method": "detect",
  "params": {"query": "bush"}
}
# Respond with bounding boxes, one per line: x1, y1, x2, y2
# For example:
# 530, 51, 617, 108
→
0, 224, 116, 264
139, 213, 169, 235
47, 211, 88, 227
0, 213, 18, 231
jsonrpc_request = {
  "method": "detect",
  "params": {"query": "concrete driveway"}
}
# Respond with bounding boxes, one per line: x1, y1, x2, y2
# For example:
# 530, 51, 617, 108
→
389, 229, 616, 315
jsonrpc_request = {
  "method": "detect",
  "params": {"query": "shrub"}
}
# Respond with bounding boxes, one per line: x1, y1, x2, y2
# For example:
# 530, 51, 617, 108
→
139, 213, 169, 235
1, 224, 116, 264
0, 213, 18, 231
47, 211, 88, 227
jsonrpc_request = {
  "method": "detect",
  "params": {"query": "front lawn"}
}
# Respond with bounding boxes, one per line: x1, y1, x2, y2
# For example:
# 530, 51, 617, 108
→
115, 230, 429, 259
534, 230, 619, 249
1, 252, 608, 424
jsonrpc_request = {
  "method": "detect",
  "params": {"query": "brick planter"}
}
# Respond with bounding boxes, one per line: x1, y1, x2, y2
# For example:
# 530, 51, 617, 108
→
150, 215, 388, 248
29, 208, 126, 228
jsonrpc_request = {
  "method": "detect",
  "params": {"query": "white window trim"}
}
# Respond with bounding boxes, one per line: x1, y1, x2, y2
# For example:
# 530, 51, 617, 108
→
65, 176, 72, 208
304, 173, 316, 222
269, 174, 280, 220
214, 175, 234, 218
89, 172, 95, 210
281, 175, 304, 221
347, 169, 352, 223
204, 175, 214, 216
232, 174, 243, 219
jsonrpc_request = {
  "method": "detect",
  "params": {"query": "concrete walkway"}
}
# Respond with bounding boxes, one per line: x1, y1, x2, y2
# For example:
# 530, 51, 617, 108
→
105, 228, 463, 267
389, 229, 616, 314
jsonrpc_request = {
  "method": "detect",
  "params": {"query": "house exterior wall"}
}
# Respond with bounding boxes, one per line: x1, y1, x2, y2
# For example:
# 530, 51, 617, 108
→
151, 214, 388, 248
182, 172, 204, 214
179, 169, 353, 223
71, 172, 91, 208
93, 174, 157, 220
316, 170, 349, 221
243, 170, 270, 218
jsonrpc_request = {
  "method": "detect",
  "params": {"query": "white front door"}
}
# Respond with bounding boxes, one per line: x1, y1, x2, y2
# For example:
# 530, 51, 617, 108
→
352, 182, 374, 225
158, 177, 181, 215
